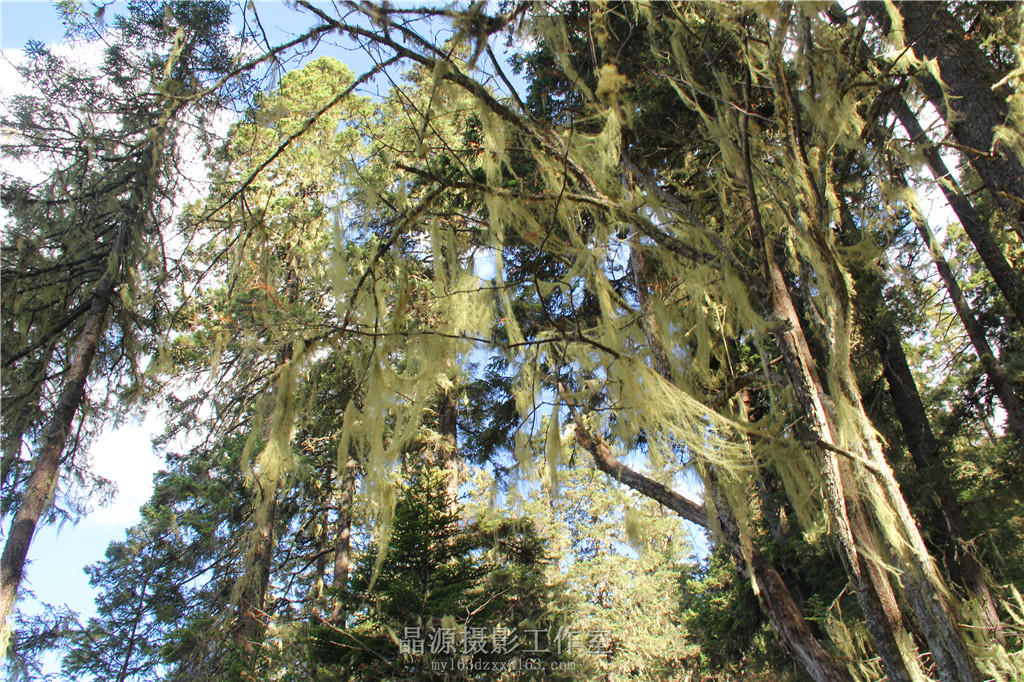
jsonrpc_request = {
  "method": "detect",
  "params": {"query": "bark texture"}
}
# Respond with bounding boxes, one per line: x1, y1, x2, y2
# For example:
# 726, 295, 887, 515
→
874, 311, 1002, 637
893, 97, 1024, 329
840, 198, 1003, 638
329, 453, 358, 623
437, 389, 460, 513
0, 279, 114, 657
894, 1, 1024, 225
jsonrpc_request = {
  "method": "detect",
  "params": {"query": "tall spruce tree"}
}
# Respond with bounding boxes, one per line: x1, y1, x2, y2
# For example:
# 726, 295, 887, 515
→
0, 0, 234, 655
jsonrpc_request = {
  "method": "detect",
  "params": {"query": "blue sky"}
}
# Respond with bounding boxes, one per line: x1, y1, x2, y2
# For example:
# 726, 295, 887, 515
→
1, 2, 65, 50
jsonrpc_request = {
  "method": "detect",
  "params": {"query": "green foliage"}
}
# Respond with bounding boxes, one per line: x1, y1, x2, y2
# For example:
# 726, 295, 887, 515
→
544, 467, 700, 680
309, 467, 574, 680
56, 432, 251, 680
9, 2, 1024, 681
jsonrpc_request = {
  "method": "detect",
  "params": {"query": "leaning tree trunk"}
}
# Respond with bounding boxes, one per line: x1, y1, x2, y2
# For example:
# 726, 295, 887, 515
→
562, 397, 851, 682
759, 42, 988, 675
892, 98, 1024, 329
738, 97, 933, 681
0, 279, 115, 658
889, 169, 1024, 446
762, 250, 921, 682
886, 1, 1024, 233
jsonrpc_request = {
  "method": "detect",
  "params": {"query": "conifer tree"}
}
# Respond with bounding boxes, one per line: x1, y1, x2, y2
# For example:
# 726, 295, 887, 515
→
7, 2, 1024, 679
0, 0, 234, 654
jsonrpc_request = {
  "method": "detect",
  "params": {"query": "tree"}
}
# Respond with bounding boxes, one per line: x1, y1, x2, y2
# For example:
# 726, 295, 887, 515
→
9, 2, 1024, 679
0, 0, 235, 654
58, 432, 253, 680
277, 2, 1020, 679
309, 466, 573, 680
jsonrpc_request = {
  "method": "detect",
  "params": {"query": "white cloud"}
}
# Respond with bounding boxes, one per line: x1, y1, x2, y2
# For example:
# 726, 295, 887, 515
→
88, 411, 166, 527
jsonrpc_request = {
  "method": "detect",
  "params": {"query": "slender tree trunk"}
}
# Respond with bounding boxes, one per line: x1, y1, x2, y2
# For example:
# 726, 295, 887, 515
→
437, 387, 459, 513
892, 98, 1024, 328
312, 470, 331, 611
893, 171, 1024, 445
329, 453, 358, 623
232, 502, 276, 658
231, 266, 301, 661
884, 1, 1024, 232
0, 278, 114, 658
563, 396, 851, 682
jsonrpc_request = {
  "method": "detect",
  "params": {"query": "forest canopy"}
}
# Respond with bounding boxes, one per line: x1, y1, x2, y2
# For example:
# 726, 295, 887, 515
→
2, 1, 1024, 680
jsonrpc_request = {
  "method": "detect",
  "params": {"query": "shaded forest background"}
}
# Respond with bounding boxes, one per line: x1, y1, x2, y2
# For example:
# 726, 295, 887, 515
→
2, 1, 1024, 680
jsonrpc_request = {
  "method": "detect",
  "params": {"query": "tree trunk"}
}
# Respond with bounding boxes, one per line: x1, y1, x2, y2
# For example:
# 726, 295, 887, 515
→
626, 237, 851, 681
767, 253, 923, 682
312, 470, 330, 611
890, 1, 1024, 231
739, 98, 928, 681
231, 266, 301, 661
0, 278, 114, 658
892, 97, 1024, 328
329, 452, 358, 623
232, 501, 276, 658
893, 170, 1024, 445
436, 380, 460, 514
564, 398, 851, 682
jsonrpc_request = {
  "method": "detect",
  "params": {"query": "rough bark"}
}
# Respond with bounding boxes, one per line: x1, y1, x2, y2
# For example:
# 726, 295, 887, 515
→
329, 453, 358, 623
750, 47, 985, 675
437, 388, 460, 513
626, 220, 850, 681
893, 97, 1024, 328
891, 1, 1024, 228
0, 277, 115, 658
232, 502, 276, 658
767, 252, 920, 682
